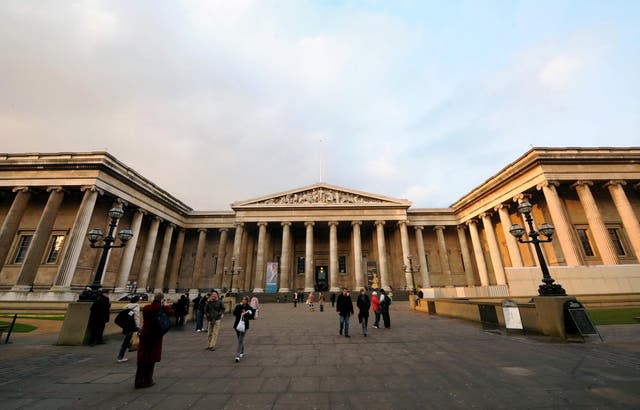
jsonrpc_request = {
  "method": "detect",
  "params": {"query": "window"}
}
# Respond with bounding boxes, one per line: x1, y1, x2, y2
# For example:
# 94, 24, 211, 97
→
576, 229, 594, 257
45, 235, 65, 264
608, 228, 626, 256
297, 256, 305, 274
338, 255, 347, 274
13, 235, 33, 264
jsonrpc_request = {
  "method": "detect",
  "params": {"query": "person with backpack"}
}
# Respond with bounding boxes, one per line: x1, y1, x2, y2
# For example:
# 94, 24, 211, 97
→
356, 288, 371, 337
116, 295, 140, 363
379, 288, 392, 328
135, 292, 173, 389
336, 288, 354, 337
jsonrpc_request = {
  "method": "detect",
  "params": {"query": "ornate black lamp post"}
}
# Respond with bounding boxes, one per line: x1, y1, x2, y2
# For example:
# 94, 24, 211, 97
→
79, 207, 133, 300
509, 200, 566, 296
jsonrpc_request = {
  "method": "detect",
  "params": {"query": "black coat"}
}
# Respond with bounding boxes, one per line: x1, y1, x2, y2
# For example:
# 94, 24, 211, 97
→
357, 294, 371, 318
336, 294, 354, 316
232, 303, 255, 330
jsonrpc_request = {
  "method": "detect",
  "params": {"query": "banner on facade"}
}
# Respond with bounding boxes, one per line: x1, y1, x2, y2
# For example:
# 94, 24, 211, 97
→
266, 262, 278, 293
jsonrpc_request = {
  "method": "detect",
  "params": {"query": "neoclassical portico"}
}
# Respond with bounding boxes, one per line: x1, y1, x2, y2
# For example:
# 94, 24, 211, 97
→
0, 148, 639, 301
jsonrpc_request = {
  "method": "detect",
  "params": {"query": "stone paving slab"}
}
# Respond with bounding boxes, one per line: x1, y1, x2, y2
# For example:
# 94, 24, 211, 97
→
0, 303, 639, 409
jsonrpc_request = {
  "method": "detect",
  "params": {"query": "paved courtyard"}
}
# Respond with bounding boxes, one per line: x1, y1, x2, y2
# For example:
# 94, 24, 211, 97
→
1, 302, 639, 409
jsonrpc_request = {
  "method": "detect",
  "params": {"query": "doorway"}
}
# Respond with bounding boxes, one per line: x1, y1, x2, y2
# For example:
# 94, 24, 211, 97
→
315, 265, 329, 291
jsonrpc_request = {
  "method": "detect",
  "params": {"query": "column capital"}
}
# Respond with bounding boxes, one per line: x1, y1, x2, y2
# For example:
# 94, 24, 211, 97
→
114, 198, 129, 207
328, 221, 339, 227
635, 182, 640, 190
151, 215, 163, 223
80, 185, 104, 195
493, 203, 510, 212
304, 221, 315, 227
571, 180, 593, 189
167, 223, 177, 230
374, 220, 385, 226
479, 211, 493, 219
134, 208, 148, 216
536, 180, 560, 191
457, 225, 467, 232
178, 228, 186, 233
46, 186, 64, 193
397, 220, 409, 227
219, 227, 229, 233
234, 222, 244, 228
604, 180, 627, 189
281, 221, 292, 227
257, 222, 268, 227
413, 225, 424, 231
197, 228, 207, 233
433, 225, 445, 231
512, 193, 531, 203
465, 219, 478, 226
351, 220, 362, 226
12, 186, 30, 193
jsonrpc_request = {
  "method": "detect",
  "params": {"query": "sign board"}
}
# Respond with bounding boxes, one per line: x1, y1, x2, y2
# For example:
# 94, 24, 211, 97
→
563, 300, 598, 336
502, 299, 523, 330
265, 262, 278, 293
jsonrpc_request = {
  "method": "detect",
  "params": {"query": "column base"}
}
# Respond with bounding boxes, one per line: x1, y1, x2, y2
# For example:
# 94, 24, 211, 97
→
153, 288, 164, 295
330, 287, 341, 292
49, 285, 72, 292
113, 287, 128, 294
304, 287, 315, 292
135, 287, 149, 294
253, 288, 264, 293
11, 285, 32, 292
279, 288, 290, 293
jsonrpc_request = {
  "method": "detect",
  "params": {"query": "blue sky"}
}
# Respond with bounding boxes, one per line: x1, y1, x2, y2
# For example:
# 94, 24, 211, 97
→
1, 1, 638, 210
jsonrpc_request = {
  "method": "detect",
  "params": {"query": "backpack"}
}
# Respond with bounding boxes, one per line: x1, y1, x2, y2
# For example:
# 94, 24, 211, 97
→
157, 308, 172, 335
114, 308, 136, 332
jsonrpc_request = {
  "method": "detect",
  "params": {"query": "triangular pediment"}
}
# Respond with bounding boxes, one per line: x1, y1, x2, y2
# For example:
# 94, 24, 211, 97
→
232, 183, 411, 209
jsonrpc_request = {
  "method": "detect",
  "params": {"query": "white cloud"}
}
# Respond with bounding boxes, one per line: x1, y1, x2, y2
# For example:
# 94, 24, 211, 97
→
538, 55, 582, 90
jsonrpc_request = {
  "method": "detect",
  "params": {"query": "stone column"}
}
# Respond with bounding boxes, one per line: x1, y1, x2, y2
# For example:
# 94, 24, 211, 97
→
136, 216, 161, 292
352, 221, 364, 290
434, 226, 453, 286
214, 228, 229, 289
14, 187, 65, 289
537, 181, 583, 266
253, 222, 268, 293
398, 220, 414, 290
231, 223, 244, 271
153, 223, 175, 293
51, 186, 101, 291
606, 180, 640, 260
573, 181, 619, 265
167, 229, 185, 293
328, 221, 340, 292
191, 228, 207, 292
0, 188, 32, 272
467, 219, 489, 286
480, 213, 506, 285
115, 209, 145, 292
494, 204, 523, 268
457, 226, 475, 286
279, 222, 292, 292
304, 221, 315, 292
414, 226, 431, 288
375, 220, 390, 290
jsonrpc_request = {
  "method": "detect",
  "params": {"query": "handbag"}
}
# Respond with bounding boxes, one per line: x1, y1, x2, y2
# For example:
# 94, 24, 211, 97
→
235, 315, 246, 333
128, 332, 140, 352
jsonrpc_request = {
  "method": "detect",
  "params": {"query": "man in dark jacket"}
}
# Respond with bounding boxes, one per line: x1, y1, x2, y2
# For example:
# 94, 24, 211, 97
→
379, 289, 392, 328
356, 288, 371, 337
336, 288, 354, 337
88, 289, 111, 345
204, 291, 225, 351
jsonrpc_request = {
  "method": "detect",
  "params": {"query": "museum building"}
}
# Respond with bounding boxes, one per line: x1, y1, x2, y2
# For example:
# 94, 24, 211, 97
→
0, 147, 638, 301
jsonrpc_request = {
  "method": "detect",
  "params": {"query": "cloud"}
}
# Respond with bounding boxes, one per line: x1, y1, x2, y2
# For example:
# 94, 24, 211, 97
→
538, 55, 582, 90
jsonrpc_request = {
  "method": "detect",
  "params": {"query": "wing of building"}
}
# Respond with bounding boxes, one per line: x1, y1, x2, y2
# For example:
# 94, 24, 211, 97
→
0, 147, 639, 301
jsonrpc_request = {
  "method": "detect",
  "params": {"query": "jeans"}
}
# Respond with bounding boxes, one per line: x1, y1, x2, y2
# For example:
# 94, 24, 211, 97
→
117, 332, 133, 359
196, 310, 204, 331
374, 311, 381, 327
339, 315, 350, 335
235, 329, 247, 356
359, 315, 368, 335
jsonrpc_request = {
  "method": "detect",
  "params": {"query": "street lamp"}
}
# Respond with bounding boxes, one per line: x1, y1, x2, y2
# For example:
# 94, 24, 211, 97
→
403, 254, 420, 290
509, 200, 566, 296
80, 207, 133, 300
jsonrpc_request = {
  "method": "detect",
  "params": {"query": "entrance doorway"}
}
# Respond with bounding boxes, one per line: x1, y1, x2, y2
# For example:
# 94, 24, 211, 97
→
315, 265, 329, 291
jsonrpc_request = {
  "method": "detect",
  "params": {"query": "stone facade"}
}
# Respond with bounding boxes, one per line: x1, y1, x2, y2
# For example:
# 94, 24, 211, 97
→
0, 148, 639, 300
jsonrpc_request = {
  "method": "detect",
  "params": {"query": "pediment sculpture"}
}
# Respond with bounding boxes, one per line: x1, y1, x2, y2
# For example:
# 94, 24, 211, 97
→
258, 187, 384, 205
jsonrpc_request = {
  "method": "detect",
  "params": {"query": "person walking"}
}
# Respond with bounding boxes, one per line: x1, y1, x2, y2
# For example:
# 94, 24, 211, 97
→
204, 290, 225, 351
293, 291, 298, 308
356, 288, 371, 337
88, 289, 111, 346
307, 291, 315, 312
116, 295, 140, 363
233, 296, 255, 362
250, 296, 259, 319
330, 292, 336, 307
379, 289, 392, 328
135, 293, 173, 389
318, 292, 325, 312
371, 291, 381, 328
336, 288, 354, 337
193, 293, 204, 332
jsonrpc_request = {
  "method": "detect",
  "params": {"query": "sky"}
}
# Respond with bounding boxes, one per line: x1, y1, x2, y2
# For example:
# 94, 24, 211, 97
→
1, 1, 639, 211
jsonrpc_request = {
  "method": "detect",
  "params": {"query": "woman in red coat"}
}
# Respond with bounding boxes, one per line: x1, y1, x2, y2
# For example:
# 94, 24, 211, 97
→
135, 292, 173, 389
371, 291, 381, 329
